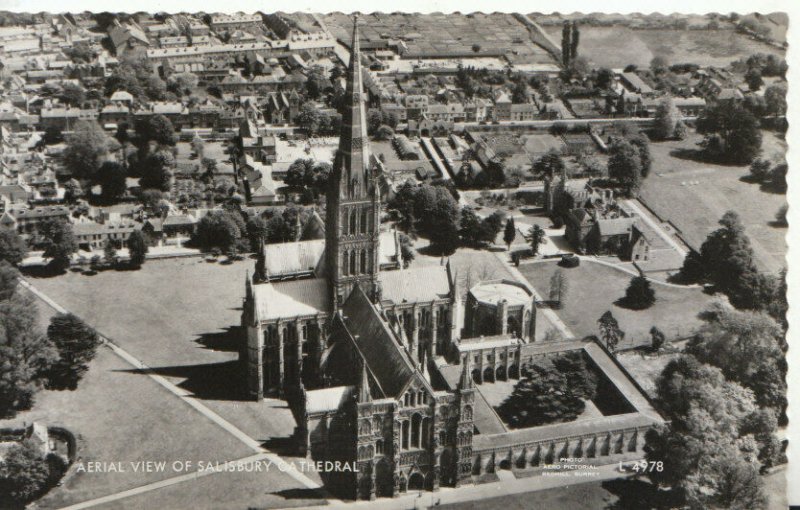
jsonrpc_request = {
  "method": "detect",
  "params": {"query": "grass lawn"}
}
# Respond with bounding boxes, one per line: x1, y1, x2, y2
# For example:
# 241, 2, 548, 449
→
439, 480, 616, 510
616, 350, 681, 398
20, 258, 325, 506
518, 259, 715, 346
543, 25, 784, 68
639, 130, 787, 274
2, 345, 256, 509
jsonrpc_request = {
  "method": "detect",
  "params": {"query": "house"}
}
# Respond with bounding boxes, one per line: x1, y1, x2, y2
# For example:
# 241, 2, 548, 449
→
0, 205, 70, 238
73, 220, 141, 250
108, 20, 150, 57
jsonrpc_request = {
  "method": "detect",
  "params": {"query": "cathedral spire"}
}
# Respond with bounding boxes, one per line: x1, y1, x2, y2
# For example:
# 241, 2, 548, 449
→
357, 360, 372, 403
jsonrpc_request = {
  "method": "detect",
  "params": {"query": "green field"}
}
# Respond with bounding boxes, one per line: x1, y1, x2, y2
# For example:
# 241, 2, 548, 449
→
639, 131, 787, 274
518, 259, 715, 345
544, 26, 785, 68
18, 258, 323, 508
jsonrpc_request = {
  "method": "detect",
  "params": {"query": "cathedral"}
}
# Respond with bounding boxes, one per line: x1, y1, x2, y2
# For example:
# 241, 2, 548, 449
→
240, 16, 658, 501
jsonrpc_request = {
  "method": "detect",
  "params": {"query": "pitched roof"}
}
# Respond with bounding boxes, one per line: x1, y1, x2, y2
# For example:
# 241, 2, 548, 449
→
253, 277, 330, 321
596, 217, 633, 237
339, 285, 416, 398
306, 385, 354, 414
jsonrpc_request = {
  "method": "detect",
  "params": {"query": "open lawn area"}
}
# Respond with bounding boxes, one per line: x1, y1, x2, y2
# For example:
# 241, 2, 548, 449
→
518, 259, 716, 346
616, 350, 681, 398
543, 25, 784, 68
18, 258, 325, 508
639, 131, 787, 274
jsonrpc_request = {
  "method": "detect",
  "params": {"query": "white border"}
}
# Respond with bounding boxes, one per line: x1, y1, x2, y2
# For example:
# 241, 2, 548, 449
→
4, 0, 799, 506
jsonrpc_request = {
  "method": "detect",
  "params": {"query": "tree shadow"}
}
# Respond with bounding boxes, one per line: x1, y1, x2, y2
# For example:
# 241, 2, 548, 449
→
260, 436, 298, 456
194, 326, 243, 353
116, 360, 249, 401
613, 297, 653, 311
20, 265, 67, 279
270, 488, 327, 501
668, 148, 744, 168
601, 478, 678, 510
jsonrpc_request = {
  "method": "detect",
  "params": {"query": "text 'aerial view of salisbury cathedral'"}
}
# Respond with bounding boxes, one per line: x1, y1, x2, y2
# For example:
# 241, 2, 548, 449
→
0, 5, 792, 510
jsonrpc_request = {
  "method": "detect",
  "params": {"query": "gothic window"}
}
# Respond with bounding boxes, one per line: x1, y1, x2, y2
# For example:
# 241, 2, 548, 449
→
342, 251, 349, 275
350, 209, 357, 234
463, 405, 473, 421
376, 439, 384, 455
350, 251, 357, 275
360, 208, 368, 234
343, 210, 350, 234
373, 415, 382, 431
404, 393, 410, 407
439, 430, 446, 445
360, 250, 367, 274
359, 420, 371, 436
411, 414, 422, 448
402, 421, 410, 450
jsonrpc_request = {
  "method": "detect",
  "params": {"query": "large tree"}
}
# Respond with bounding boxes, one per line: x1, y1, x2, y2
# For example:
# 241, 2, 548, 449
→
526, 224, 546, 257
127, 230, 149, 268
0, 228, 27, 265
497, 360, 585, 428
138, 150, 174, 191
97, 161, 127, 201
38, 220, 77, 273
192, 210, 243, 252
503, 217, 516, 250
764, 83, 787, 117
46, 313, 100, 390
623, 275, 656, 309
0, 292, 58, 417
653, 97, 681, 140
63, 120, 117, 181
135, 115, 176, 146
607, 138, 642, 196
696, 101, 762, 164
532, 149, 566, 180
687, 307, 786, 415
0, 441, 52, 504
598, 311, 624, 352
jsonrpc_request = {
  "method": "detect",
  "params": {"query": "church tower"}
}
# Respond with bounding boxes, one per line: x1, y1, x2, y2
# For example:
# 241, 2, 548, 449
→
326, 15, 381, 310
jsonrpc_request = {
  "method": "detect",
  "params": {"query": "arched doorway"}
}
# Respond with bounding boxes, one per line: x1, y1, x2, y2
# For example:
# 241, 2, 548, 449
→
495, 365, 506, 381
408, 472, 425, 491
483, 367, 494, 382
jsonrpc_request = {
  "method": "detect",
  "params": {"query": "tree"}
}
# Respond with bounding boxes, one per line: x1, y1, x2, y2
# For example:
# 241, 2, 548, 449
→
0, 261, 19, 301
245, 215, 267, 252
561, 22, 571, 67
503, 217, 516, 250
458, 207, 483, 247
548, 269, 568, 308
696, 102, 762, 164
46, 313, 100, 390
630, 135, 651, 177
63, 179, 83, 203
63, 120, 115, 180
594, 67, 614, 90
745, 67, 764, 91
296, 103, 321, 136
97, 161, 127, 201
0, 228, 26, 265
650, 56, 669, 75
139, 150, 174, 191
168, 72, 198, 95
38, 220, 77, 273
650, 326, 666, 351
570, 21, 579, 60
764, 83, 787, 117
0, 441, 51, 504
137, 115, 176, 146
770, 162, 787, 193
774, 204, 788, 227
375, 124, 394, 140
398, 233, 415, 266
526, 225, 546, 257
59, 82, 85, 106
471, 43, 481, 53
687, 307, 786, 414
192, 210, 243, 252
598, 311, 623, 352
653, 97, 681, 140
127, 230, 148, 268
191, 136, 205, 159
623, 275, 656, 309
552, 350, 596, 400
607, 138, 642, 196
102, 239, 117, 267
511, 80, 529, 104
0, 292, 58, 417
749, 157, 772, 182
532, 149, 565, 180
42, 125, 63, 145
497, 360, 585, 428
